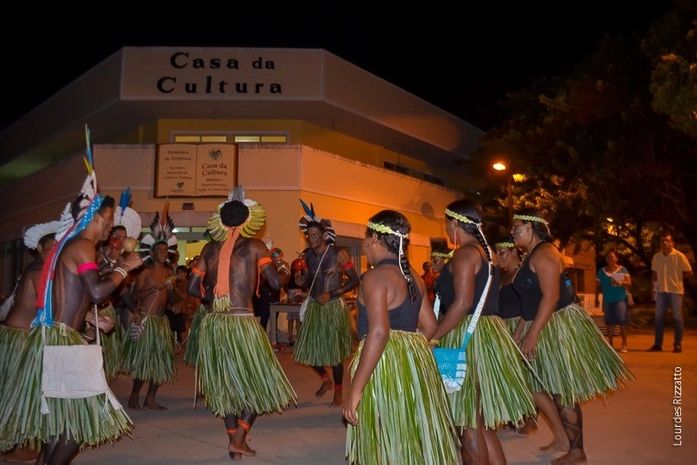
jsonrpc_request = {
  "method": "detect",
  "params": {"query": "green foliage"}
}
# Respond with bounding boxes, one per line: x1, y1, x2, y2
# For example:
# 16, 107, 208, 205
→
644, 1, 697, 139
479, 5, 697, 272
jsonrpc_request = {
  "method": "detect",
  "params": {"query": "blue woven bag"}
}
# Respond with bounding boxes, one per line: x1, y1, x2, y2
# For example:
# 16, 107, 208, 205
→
433, 263, 492, 394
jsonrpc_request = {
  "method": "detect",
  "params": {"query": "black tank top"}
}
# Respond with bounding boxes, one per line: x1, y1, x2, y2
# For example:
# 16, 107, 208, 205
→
498, 283, 521, 319
433, 249, 499, 316
511, 241, 576, 321
357, 258, 421, 338
434, 265, 454, 316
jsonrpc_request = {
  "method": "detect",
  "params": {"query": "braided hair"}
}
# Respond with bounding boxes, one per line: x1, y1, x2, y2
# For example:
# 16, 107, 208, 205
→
366, 210, 418, 302
445, 199, 493, 264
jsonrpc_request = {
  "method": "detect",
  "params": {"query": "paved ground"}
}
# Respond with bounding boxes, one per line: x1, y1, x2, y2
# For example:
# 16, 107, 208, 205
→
3, 330, 695, 464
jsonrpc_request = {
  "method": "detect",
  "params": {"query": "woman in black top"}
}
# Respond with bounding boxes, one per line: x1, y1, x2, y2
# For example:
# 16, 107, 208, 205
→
431, 245, 453, 320
511, 209, 634, 465
432, 199, 535, 465
344, 210, 458, 465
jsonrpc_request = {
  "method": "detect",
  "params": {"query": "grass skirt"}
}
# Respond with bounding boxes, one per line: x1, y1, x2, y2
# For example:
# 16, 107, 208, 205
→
0, 324, 132, 452
346, 331, 459, 465
198, 312, 297, 417
503, 316, 521, 335
99, 304, 123, 382
440, 315, 535, 430
293, 299, 352, 366
521, 303, 634, 407
0, 326, 28, 396
122, 314, 176, 384
184, 305, 207, 366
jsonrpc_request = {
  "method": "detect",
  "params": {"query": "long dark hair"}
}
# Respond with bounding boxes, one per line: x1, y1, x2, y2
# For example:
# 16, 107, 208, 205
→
445, 199, 492, 263
366, 210, 417, 302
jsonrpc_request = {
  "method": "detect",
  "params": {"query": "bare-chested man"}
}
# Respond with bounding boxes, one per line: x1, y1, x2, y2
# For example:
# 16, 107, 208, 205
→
0, 194, 142, 465
293, 205, 359, 406
95, 225, 134, 382
0, 226, 56, 463
188, 190, 296, 460
123, 237, 177, 410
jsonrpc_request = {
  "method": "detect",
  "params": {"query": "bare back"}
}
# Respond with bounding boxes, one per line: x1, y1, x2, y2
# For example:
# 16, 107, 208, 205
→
199, 237, 279, 310
3, 258, 43, 329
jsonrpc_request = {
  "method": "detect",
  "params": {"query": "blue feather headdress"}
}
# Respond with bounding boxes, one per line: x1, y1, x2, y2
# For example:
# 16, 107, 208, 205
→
114, 187, 142, 239
298, 199, 336, 244
33, 125, 104, 327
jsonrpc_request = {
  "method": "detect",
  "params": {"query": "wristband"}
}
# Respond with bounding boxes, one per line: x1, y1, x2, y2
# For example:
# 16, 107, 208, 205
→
113, 267, 128, 279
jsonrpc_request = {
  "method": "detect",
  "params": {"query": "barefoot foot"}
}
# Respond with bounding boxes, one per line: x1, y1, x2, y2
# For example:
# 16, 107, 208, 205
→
550, 449, 587, 465
540, 438, 569, 453
315, 379, 332, 397
228, 440, 256, 457
143, 400, 167, 410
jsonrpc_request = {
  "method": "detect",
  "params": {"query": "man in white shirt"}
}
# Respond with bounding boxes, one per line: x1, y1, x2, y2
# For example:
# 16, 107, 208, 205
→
648, 233, 693, 353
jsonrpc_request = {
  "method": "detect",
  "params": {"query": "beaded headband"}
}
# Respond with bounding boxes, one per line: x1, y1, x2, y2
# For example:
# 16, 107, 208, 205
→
445, 208, 480, 225
513, 214, 549, 226
495, 241, 515, 249
431, 250, 454, 259
367, 222, 409, 238
367, 220, 409, 280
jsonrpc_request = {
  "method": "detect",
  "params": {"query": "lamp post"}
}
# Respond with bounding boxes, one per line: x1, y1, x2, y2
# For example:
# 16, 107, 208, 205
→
492, 162, 513, 227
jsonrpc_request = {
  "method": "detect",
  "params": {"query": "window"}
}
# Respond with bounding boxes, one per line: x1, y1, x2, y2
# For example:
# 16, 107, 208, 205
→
173, 133, 288, 144
423, 173, 445, 186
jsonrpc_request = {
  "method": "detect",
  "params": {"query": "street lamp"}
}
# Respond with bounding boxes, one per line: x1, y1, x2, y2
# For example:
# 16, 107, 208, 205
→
492, 161, 513, 227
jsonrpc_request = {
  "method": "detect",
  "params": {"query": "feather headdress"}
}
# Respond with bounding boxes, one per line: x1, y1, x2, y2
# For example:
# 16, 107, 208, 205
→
207, 187, 266, 241
34, 125, 104, 327
114, 187, 142, 240
207, 187, 266, 311
298, 199, 336, 244
23, 221, 61, 250
139, 202, 177, 253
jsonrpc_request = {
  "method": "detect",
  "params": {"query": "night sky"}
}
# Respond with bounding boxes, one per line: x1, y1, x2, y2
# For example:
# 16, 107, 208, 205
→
0, 2, 673, 132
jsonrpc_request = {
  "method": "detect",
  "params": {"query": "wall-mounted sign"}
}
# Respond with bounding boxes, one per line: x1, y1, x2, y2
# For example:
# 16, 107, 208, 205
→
155, 143, 236, 197
121, 48, 322, 100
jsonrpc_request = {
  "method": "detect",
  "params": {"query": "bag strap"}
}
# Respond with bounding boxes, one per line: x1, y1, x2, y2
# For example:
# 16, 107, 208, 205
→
138, 288, 161, 317
94, 304, 101, 346
459, 262, 493, 350
306, 245, 331, 297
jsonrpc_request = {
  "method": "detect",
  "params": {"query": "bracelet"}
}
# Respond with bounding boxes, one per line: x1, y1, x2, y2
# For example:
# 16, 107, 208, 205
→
113, 267, 128, 279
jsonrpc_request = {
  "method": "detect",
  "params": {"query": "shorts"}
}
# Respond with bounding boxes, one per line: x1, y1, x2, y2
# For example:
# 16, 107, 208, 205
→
603, 299, 629, 325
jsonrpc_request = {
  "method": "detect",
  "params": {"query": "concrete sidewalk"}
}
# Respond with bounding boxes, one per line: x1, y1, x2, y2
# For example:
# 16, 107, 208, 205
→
5, 332, 696, 464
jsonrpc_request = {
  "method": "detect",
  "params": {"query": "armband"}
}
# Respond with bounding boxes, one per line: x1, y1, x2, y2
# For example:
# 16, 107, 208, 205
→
258, 256, 273, 268
77, 262, 99, 275
191, 268, 205, 278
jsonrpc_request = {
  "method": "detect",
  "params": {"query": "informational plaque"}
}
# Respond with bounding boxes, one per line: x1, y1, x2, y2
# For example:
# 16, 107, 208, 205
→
155, 144, 236, 197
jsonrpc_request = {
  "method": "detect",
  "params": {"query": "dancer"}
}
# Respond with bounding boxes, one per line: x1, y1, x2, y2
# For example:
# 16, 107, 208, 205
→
0, 222, 58, 463
511, 209, 634, 465
188, 187, 296, 460
123, 206, 178, 410
0, 135, 141, 464
432, 199, 535, 465
98, 188, 142, 382
431, 245, 453, 319
344, 210, 459, 465
293, 200, 359, 406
